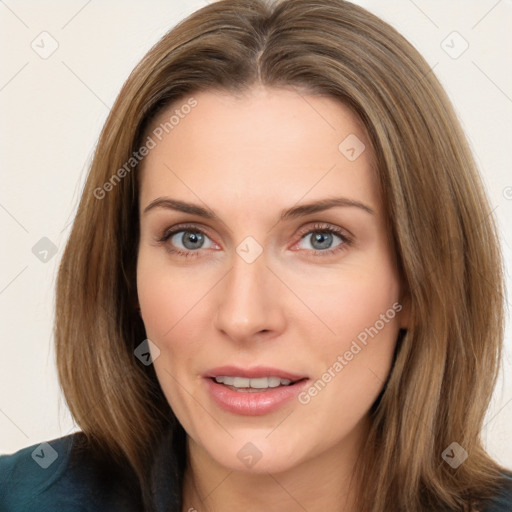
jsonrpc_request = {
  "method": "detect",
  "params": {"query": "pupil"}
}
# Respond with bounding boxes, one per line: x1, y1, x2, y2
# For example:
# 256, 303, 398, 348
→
312, 232, 332, 250
183, 231, 204, 249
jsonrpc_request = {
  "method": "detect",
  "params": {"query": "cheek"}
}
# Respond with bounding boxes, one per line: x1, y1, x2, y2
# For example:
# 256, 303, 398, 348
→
334, 277, 400, 347
136, 256, 206, 415
290, 259, 402, 410
294, 268, 402, 425
136, 251, 213, 342
288, 260, 401, 356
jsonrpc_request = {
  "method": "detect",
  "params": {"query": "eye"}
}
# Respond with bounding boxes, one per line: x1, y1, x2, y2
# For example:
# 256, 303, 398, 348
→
158, 224, 216, 258
295, 223, 351, 256
157, 222, 352, 259
170, 230, 213, 251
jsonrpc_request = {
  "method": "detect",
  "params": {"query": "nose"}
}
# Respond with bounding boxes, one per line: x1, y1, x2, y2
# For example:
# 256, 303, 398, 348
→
213, 248, 286, 343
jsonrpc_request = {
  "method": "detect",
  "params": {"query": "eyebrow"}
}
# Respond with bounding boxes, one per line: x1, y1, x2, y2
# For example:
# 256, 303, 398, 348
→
142, 196, 374, 220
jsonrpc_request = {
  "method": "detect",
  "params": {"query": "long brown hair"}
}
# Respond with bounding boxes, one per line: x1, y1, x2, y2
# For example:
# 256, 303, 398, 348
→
55, 0, 507, 510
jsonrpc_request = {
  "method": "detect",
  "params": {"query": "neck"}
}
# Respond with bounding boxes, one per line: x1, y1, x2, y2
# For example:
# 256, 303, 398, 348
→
181, 416, 369, 512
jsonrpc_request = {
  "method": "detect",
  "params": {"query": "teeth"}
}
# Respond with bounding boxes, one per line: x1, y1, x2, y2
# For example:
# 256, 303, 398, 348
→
214, 376, 294, 388
233, 377, 250, 388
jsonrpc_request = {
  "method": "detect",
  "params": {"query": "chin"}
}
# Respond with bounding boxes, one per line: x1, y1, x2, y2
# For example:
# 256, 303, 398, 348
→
201, 434, 307, 475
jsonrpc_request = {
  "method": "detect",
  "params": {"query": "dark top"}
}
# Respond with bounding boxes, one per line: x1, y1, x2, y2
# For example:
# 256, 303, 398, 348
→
0, 431, 182, 512
1, 432, 512, 511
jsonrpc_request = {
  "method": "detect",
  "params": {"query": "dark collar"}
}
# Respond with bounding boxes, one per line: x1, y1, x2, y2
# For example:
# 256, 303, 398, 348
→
149, 425, 186, 512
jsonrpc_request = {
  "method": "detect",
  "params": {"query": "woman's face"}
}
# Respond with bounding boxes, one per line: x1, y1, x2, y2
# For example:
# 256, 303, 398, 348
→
137, 85, 407, 474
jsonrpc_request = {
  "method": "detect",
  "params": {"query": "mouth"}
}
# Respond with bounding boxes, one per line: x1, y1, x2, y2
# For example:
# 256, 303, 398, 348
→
211, 375, 306, 392
203, 366, 310, 415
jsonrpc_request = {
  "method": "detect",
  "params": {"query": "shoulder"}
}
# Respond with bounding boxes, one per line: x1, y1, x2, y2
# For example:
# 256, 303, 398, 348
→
0, 433, 142, 512
480, 472, 512, 512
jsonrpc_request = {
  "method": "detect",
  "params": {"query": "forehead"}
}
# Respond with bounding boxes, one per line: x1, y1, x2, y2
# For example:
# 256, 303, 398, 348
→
138, 86, 380, 218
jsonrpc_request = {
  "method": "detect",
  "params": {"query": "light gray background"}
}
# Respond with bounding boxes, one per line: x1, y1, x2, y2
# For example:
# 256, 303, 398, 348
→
1, 0, 511, 467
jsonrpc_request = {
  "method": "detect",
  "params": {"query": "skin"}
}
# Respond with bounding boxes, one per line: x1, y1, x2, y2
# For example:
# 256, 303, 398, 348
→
137, 85, 408, 512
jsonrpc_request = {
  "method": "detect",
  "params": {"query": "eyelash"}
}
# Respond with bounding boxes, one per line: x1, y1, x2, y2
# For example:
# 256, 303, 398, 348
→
156, 223, 352, 259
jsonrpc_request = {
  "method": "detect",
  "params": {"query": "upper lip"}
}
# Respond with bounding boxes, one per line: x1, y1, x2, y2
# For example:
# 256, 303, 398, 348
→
204, 365, 308, 381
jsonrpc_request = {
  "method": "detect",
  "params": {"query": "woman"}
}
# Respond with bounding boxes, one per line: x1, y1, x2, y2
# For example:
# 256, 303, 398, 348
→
1, 0, 510, 510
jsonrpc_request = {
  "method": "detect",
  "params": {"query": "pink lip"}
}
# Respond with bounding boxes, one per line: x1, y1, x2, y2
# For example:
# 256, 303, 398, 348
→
204, 365, 307, 381
203, 366, 309, 416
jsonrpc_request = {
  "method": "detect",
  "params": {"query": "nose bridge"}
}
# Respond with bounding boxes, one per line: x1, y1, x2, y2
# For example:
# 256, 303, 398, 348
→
214, 245, 281, 341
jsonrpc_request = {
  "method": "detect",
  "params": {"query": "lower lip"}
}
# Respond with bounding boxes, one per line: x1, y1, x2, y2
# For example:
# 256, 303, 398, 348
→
204, 378, 309, 416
